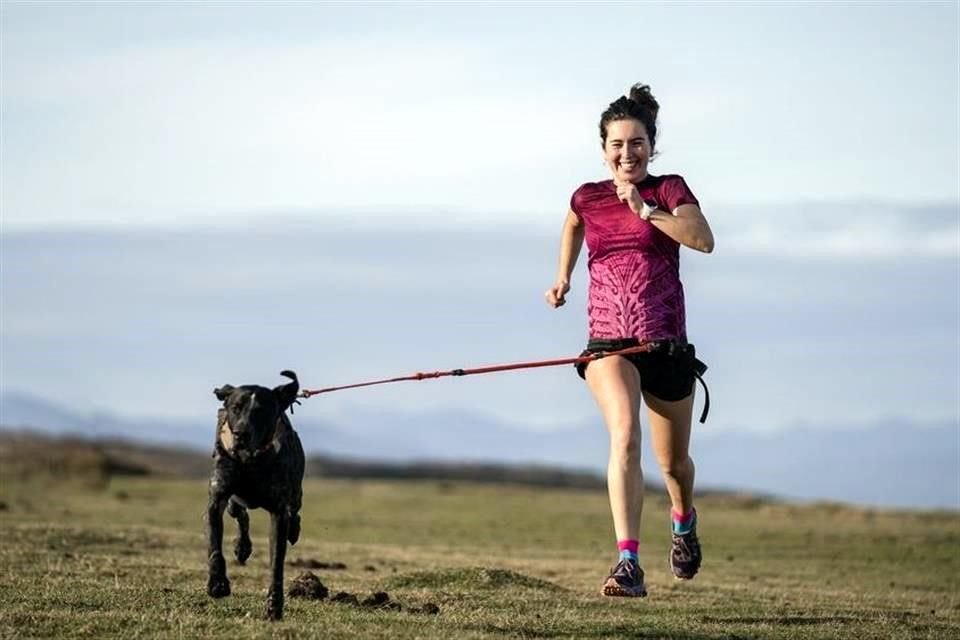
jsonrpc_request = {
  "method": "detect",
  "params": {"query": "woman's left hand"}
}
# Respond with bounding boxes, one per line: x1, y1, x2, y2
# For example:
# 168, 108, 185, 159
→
614, 180, 644, 215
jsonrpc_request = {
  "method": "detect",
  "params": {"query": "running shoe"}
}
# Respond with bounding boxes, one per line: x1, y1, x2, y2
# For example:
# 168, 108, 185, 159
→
670, 519, 702, 580
600, 558, 648, 597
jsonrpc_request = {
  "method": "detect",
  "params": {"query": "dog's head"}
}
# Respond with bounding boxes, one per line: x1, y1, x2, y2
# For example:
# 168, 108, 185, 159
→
213, 370, 299, 461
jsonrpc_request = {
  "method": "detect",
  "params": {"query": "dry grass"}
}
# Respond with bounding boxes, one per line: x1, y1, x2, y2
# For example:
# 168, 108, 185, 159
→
0, 472, 958, 639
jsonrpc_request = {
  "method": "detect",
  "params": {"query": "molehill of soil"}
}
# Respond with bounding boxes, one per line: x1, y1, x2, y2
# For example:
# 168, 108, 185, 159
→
288, 572, 439, 615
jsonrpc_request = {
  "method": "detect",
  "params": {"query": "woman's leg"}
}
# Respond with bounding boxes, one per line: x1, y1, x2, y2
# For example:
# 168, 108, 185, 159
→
585, 356, 644, 543
644, 389, 702, 579
644, 390, 695, 513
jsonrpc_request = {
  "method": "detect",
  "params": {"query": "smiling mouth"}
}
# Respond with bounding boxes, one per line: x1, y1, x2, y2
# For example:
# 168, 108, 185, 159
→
620, 161, 639, 170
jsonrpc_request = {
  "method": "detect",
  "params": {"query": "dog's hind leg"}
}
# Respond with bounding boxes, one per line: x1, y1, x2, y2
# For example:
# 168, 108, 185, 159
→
287, 466, 303, 545
287, 485, 302, 545
287, 508, 301, 546
227, 497, 252, 565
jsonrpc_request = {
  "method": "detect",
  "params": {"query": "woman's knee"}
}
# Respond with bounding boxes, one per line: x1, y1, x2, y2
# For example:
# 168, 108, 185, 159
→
608, 423, 641, 461
660, 455, 694, 479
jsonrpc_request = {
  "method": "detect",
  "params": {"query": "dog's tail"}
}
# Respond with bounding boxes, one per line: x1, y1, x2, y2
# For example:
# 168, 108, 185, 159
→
275, 370, 300, 413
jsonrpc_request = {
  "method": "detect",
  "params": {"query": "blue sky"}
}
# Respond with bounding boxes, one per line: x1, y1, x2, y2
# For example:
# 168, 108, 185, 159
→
3, 2, 958, 229
1, 3, 958, 442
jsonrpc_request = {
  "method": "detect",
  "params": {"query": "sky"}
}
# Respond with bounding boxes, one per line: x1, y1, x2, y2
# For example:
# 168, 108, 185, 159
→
1, 4, 959, 446
2, 2, 958, 230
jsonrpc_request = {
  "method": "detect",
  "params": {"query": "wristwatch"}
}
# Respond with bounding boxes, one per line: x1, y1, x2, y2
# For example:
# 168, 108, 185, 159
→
640, 200, 657, 220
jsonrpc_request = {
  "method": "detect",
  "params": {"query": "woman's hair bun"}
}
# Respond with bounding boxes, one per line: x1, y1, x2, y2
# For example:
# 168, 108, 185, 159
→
628, 83, 659, 120
598, 82, 660, 147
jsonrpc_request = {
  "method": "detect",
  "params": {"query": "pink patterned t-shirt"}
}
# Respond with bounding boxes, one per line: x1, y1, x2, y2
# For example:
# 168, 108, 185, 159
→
569, 174, 700, 341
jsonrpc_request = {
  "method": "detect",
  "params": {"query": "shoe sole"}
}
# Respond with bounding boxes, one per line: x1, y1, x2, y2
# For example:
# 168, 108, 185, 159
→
671, 555, 700, 581
600, 579, 647, 598
670, 564, 699, 581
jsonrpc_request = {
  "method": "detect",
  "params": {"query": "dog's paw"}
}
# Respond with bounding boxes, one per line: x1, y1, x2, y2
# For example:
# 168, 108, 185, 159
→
265, 596, 284, 621
265, 606, 283, 621
207, 575, 231, 598
265, 586, 284, 621
234, 536, 253, 564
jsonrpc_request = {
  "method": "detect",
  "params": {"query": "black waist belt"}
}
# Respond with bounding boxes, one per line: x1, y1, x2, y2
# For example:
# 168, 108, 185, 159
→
650, 341, 711, 424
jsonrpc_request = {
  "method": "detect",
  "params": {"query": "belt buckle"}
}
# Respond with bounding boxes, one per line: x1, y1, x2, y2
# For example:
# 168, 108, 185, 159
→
652, 340, 676, 356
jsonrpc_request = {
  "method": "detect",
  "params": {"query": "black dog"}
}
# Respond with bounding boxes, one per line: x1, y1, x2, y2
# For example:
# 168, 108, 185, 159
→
206, 370, 304, 621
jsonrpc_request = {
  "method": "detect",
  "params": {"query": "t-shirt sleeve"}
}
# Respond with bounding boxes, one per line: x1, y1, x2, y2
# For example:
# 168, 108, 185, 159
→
569, 184, 589, 220
660, 175, 700, 212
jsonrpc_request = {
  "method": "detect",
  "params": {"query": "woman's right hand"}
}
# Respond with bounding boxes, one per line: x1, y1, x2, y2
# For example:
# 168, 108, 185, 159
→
545, 279, 570, 308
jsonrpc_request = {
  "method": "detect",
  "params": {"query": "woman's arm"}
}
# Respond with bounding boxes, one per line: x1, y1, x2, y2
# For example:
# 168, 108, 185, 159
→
615, 181, 715, 253
648, 204, 715, 253
545, 209, 585, 308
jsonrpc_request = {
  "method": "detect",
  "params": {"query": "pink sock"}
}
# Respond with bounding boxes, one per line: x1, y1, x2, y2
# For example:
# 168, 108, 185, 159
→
617, 539, 639, 560
671, 508, 696, 533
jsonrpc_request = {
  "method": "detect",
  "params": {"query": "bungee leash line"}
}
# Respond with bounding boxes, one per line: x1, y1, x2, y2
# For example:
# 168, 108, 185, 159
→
297, 343, 710, 423
297, 343, 655, 397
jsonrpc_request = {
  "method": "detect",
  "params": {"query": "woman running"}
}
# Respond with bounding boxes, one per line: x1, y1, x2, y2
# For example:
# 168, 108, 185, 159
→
545, 83, 715, 597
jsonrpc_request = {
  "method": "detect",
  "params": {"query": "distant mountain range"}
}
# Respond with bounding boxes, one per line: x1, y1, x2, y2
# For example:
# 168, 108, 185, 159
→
1, 390, 957, 510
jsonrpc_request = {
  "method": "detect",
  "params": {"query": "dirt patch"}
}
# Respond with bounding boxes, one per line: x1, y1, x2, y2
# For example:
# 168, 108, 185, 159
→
288, 557, 347, 570
324, 589, 439, 615
386, 567, 563, 592
288, 572, 329, 600
330, 591, 359, 605
361, 591, 390, 607
409, 602, 440, 615
361, 591, 402, 610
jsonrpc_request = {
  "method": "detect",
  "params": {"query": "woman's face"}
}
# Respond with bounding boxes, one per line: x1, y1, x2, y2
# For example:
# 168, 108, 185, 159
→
603, 118, 653, 183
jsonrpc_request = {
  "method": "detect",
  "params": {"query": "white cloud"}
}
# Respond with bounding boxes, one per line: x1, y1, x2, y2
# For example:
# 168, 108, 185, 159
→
3, 38, 600, 227
3, 4, 958, 228
707, 203, 960, 259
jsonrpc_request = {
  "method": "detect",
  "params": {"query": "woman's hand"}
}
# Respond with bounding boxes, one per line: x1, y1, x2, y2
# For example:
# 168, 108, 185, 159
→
548, 209, 584, 307
545, 278, 570, 308
615, 180, 644, 215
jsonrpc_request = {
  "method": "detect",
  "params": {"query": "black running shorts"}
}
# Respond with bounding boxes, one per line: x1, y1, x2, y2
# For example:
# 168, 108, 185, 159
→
575, 338, 695, 402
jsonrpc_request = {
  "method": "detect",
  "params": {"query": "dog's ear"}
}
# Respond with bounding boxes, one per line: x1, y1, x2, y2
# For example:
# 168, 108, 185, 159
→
213, 385, 235, 402
274, 370, 300, 413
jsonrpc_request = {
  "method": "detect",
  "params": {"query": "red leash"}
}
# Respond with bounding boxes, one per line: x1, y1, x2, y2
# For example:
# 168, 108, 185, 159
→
298, 343, 656, 398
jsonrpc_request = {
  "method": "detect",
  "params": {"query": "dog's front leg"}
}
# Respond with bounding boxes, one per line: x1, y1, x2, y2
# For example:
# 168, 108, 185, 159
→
227, 498, 253, 564
265, 509, 289, 621
206, 482, 231, 598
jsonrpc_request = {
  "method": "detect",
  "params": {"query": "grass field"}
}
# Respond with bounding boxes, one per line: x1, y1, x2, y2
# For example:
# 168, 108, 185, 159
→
1, 473, 958, 640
